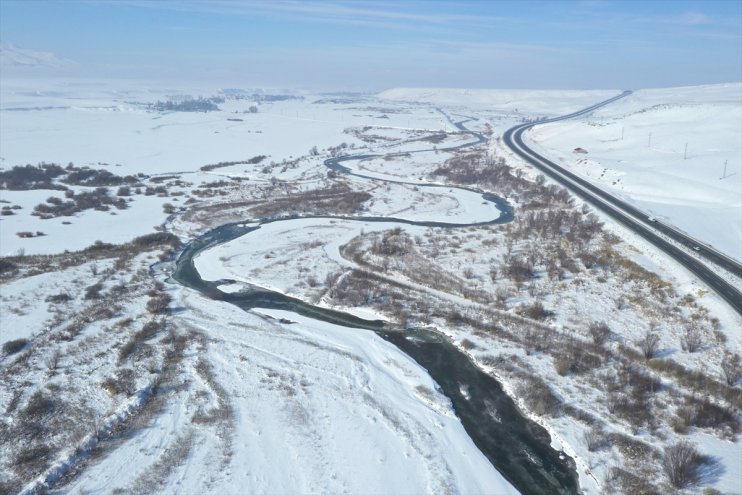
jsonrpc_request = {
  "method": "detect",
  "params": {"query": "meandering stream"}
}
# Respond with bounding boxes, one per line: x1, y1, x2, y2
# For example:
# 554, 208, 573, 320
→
170, 116, 580, 495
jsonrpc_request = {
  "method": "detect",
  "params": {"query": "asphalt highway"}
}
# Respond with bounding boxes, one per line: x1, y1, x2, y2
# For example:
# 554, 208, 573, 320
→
503, 92, 742, 315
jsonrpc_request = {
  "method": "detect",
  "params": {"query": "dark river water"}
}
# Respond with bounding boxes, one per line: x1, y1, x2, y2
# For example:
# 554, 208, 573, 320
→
171, 216, 579, 495
169, 118, 579, 494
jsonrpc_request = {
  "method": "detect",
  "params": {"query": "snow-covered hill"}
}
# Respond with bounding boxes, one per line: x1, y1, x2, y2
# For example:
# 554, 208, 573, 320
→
526, 83, 742, 261
0, 43, 76, 70
379, 87, 621, 116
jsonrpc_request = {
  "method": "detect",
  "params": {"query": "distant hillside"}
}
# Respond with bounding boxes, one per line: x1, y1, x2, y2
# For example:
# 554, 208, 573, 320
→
0, 42, 76, 70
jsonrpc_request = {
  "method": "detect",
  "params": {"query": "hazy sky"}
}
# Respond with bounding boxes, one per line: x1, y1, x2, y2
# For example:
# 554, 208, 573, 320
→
1, 0, 740, 90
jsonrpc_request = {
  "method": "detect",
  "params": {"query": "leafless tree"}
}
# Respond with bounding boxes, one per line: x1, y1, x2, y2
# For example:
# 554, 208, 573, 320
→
662, 441, 704, 489
639, 331, 661, 359
721, 352, 742, 386
680, 323, 703, 353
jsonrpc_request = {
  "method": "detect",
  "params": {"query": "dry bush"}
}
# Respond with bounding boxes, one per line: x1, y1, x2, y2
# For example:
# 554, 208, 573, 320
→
45, 292, 72, 303
84, 282, 104, 300
721, 353, 742, 386
371, 228, 412, 257
662, 440, 705, 489
607, 432, 658, 463
517, 376, 562, 417
672, 395, 740, 438
588, 321, 612, 345
119, 320, 165, 363
583, 427, 607, 452
552, 342, 602, 377
638, 331, 661, 359
146, 293, 172, 314
681, 323, 703, 353
2, 338, 28, 355
518, 301, 552, 321
604, 466, 660, 495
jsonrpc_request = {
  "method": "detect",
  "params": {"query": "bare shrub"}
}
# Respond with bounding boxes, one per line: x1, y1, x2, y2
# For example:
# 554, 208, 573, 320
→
721, 352, 742, 386
607, 432, 658, 463
681, 323, 703, 353
2, 338, 28, 355
45, 350, 61, 372
583, 427, 607, 452
119, 320, 164, 363
604, 466, 659, 494
638, 331, 661, 359
101, 369, 138, 396
672, 395, 740, 437
84, 282, 104, 300
662, 440, 705, 488
460, 338, 477, 350
45, 292, 72, 303
20, 390, 56, 421
588, 321, 611, 345
371, 228, 411, 257
517, 377, 562, 417
518, 301, 552, 321
554, 355, 572, 376
146, 293, 172, 314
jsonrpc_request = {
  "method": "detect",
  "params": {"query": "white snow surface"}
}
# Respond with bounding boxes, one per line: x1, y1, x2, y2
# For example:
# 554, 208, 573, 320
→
62, 292, 517, 494
380, 88, 621, 116
3, 78, 741, 495
526, 83, 742, 261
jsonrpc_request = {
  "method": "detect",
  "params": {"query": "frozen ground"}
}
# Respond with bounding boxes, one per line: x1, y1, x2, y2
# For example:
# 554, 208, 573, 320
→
380, 87, 621, 117
57, 292, 516, 495
525, 83, 742, 261
2, 79, 741, 495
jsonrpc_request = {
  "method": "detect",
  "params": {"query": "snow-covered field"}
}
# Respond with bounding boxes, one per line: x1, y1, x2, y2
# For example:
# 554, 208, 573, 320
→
58, 293, 516, 495
525, 83, 742, 261
2, 79, 741, 495
380, 87, 621, 117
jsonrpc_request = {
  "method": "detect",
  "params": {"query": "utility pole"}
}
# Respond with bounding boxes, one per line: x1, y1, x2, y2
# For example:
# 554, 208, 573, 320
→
648, 132, 652, 148
721, 160, 728, 179
621, 127, 624, 140
684, 142, 688, 160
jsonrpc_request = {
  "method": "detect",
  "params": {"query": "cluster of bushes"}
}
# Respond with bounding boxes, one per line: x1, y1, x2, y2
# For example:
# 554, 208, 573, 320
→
1, 205, 22, 215
118, 318, 166, 363
150, 97, 221, 112
0, 163, 141, 191
249, 182, 371, 218
672, 395, 739, 437
16, 231, 45, 238
32, 188, 128, 218
0, 232, 182, 282
200, 155, 266, 172
370, 228, 412, 257
0, 163, 67, 190
63, 168, 139, 187
2, 338, 28, 355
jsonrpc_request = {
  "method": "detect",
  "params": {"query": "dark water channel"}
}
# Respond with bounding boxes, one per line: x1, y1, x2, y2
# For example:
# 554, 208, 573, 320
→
169, 117, 579, 494
171, 216, 579, 495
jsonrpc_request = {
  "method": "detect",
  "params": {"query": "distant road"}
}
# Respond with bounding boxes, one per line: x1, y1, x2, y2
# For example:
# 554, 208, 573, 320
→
503, 91, 742, 315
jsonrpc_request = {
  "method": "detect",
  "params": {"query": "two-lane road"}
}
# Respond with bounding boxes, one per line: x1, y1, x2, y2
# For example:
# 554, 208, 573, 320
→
503, 92, 742, 315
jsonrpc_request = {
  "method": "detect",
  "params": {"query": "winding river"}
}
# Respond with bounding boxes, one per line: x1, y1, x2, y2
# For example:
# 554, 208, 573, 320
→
170, 115, 580, 495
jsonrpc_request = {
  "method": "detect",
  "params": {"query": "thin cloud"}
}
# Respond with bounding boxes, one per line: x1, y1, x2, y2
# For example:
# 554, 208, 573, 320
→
113, 0, 512, 33
672, 11, 712, 26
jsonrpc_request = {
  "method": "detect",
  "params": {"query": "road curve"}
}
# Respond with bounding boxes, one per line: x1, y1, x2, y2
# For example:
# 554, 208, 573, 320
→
503, 92, 742, 315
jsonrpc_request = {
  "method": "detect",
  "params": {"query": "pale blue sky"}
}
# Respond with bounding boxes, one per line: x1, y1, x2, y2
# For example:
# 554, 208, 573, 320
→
1, 0, 740, 90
